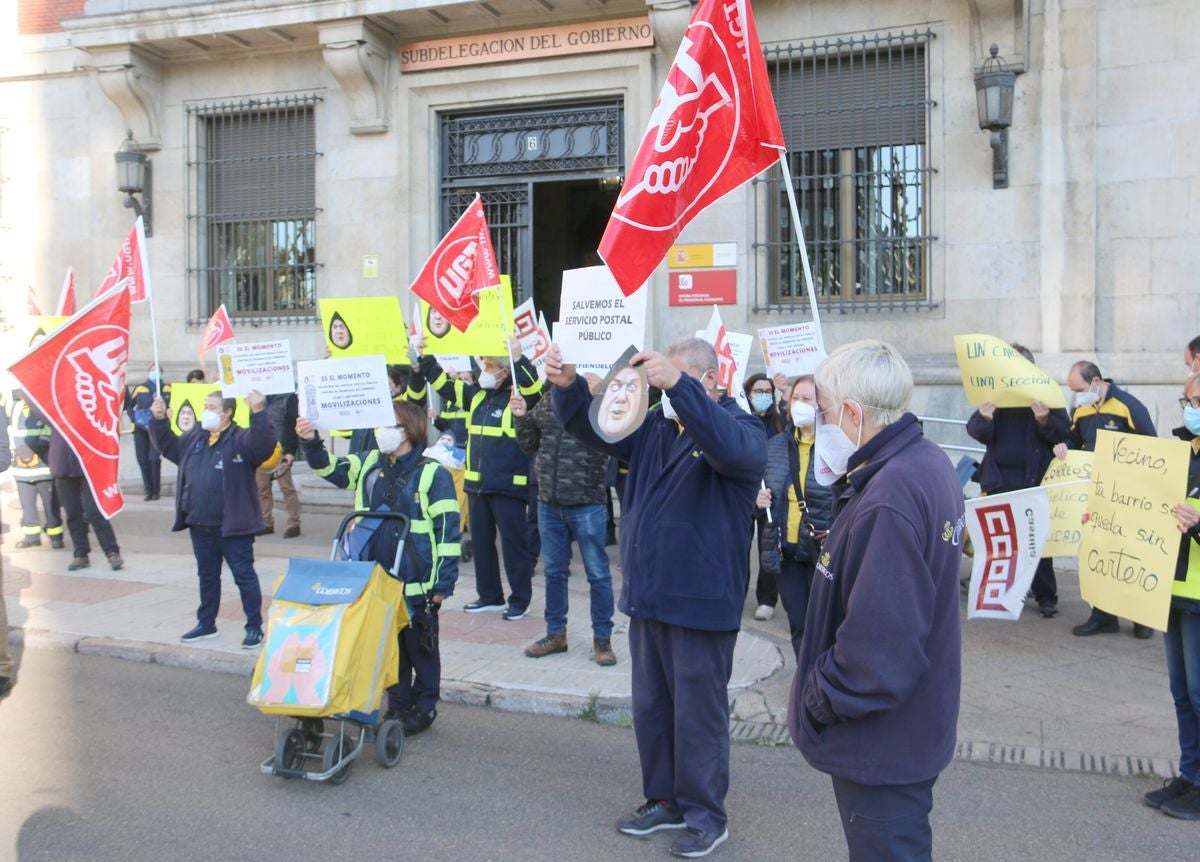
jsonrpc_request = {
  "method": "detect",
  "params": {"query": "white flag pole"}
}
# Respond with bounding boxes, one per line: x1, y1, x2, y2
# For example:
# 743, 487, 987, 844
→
136, 216, 162, 379
777, 153, 824, 352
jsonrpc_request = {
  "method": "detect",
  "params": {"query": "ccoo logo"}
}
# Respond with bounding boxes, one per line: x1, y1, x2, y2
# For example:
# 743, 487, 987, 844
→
614, 19, 739, 231
51, 324, 129, 459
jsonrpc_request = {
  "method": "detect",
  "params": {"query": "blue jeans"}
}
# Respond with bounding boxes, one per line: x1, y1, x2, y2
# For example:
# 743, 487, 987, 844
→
1166, 606, 1200, 783
538, 502, 614, 639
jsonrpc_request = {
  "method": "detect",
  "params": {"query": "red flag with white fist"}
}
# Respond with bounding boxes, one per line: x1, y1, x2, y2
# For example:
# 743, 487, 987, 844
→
408, 194, 501, 333
8, 286, 133, 519
598, 0, 784, 295
96, 216, 151, 303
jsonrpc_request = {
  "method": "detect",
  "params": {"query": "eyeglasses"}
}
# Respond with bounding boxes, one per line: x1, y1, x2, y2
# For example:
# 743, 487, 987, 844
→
1181, 397, 1200, 409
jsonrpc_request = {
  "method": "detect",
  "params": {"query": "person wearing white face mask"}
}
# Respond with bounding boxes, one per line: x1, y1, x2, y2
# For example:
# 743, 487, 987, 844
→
151, 389, 280, 649
546, 337, 766, 859
756, 376, 833, 658
1058, 360, 1158, 638
298, 400, 461, 736
789, 339, 964, 862
417, 336, 543, 620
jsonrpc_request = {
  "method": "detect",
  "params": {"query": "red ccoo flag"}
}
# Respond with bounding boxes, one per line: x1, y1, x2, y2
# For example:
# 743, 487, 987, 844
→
8, 286, 133, 519
56, 266, 76, 316
408, 194, 501, 333
598, 0, 784, 295
96, 216, 151, 303
26, 285, 42, 316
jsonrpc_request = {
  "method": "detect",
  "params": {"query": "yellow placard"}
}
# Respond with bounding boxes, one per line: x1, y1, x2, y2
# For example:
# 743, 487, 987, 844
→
319, 297, 409, 364
421, 277, 514, 356
954, 333, 1066, 408
1078, 430, 1192, 631
23, 315, 70, 348
1040, 451, 1093, 557
168, 382, 250, 435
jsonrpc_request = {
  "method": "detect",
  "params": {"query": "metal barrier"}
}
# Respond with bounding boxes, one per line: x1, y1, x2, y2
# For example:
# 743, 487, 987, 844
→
916, 416, 985, 456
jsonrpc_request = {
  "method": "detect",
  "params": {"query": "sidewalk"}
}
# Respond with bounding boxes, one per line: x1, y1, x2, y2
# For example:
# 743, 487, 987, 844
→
0, 470, 1182, 779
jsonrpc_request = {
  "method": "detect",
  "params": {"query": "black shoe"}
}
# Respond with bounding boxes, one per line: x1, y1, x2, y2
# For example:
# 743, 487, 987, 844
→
241, 627, 264, 649
1133, 624, 1155, 639
502, 605, 528, 621
617, 800, 686, 836
1162, 786, 1200, 820
180, 624, 218, 642
15, 536, 41, 549
402, 708, 435, 736
68, 556, 91, 571
106, 552, 124, 571
1145, 776, 1192, 809
1072, 619, 1119, 636
1037, 598, 1058, 618
463, 599, 505, 614
149, 492, 160, 501
49, 536, 64, 549
384, 707, 410, 723
144, 493, 154, 501
0, 676, 12, 700
670, 827, 729, 858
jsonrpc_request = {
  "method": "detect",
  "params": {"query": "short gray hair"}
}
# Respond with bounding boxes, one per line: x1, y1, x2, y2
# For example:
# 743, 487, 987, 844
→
815, 339, 912, 427
664, 337, 718, 378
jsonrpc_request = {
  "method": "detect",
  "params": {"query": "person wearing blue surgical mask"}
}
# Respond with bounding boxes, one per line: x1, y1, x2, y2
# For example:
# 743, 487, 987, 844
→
1145, 372, 1200, 818
743, 373, 785, 621
756, 375, 833, 657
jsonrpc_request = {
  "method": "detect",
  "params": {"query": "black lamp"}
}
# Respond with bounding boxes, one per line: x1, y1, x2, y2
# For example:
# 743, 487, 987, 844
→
974, 44, 1016, 189
115, 129, 153, 235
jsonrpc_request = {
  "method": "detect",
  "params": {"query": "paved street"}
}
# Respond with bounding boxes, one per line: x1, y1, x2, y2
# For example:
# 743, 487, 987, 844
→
1, 649, 1195, 862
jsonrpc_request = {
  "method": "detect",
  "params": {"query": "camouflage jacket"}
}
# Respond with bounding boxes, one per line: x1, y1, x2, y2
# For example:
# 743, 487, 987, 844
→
515, 394, 608, 507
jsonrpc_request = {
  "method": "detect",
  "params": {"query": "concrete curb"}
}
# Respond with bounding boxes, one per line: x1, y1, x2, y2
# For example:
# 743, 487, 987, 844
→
6, 628, 1180, 779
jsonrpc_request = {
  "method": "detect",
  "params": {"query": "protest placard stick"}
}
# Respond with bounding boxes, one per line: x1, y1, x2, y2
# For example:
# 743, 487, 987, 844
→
761, 480, 773, 524
777, 153, 824, 351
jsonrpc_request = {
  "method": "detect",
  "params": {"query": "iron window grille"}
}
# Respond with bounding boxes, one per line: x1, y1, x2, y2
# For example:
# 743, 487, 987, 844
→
754, 30, 937, 314
185, 94, 322, 327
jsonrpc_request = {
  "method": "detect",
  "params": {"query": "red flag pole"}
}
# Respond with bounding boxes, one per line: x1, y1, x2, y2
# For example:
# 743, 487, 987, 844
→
776, 153, 824, 351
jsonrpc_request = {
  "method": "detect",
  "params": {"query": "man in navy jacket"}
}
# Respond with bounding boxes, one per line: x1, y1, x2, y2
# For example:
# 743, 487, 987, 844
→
548, 338, 765, 859
790, 340, 964, 861
151, 389, 280, 649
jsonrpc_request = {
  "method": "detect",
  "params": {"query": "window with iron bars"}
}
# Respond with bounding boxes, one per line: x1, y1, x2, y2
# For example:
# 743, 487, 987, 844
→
185, 94, 322, 326
754, 31, 937, 313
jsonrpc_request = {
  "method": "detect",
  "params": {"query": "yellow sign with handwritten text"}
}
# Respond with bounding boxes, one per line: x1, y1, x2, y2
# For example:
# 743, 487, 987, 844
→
1078, 430, 1191, 631
954, 333, 1066, 408
1040, 451, 1093, 558
420, 278, 514, 356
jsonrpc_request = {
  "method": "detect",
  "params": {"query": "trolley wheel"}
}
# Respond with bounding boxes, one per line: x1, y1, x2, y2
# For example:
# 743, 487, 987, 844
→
299, 718, 324, 752
322, 732, 354, 785
374, 719, 405, 768
460, 535, 473, 562
274, 728, 306, 773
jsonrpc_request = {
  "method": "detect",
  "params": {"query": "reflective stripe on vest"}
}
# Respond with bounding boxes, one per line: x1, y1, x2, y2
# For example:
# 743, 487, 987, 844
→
359, 455, 451, 597
462, 391, 527, 488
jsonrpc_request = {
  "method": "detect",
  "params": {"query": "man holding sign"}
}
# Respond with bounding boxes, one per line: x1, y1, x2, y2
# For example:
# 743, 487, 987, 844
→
1061, 360, 1158, 638
965, 343, 1070, 618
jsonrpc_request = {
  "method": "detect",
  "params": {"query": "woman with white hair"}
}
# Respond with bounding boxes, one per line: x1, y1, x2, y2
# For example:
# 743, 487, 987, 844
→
789, 339, 965, 861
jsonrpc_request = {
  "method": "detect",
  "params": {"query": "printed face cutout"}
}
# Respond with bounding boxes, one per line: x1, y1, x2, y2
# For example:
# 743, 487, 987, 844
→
589, 345, 648, 443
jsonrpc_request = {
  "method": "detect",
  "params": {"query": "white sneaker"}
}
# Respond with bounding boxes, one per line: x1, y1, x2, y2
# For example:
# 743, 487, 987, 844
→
754, 604, 774, 621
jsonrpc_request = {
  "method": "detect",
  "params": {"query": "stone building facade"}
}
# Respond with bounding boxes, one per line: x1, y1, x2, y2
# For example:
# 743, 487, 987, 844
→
1, 0, 1196, 436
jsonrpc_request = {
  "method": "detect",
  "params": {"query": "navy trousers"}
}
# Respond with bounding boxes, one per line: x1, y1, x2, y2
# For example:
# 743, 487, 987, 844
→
388, 602, 440, 714
55, 476, 115, 556
188, 526, 262, 629
132, 426, 162, 496
17, 480, 62, 535
831, 775, 936, 862
467, 492, 532, 610
629, 617, 738, 834
776, 555, 815, 660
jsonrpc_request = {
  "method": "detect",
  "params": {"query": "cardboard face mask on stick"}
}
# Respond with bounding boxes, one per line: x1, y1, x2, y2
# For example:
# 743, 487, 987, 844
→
588, 345, 648, 444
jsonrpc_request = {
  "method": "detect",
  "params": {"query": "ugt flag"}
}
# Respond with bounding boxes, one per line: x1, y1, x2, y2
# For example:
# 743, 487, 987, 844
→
96, 216, 151, 303
409, 195, 501, 333
8, 287, 133, 519
964, 487, 1051, 621
199, 303, 236, 362
598, 0, 784, 295
56, 267, 76, 316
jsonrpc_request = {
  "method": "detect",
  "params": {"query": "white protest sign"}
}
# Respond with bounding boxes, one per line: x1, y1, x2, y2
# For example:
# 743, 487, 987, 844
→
215, 339, 295, 397
698, 306, 754, 412
553, 266, 647, 376
513, 297, 551, 381
964, 486, 1050, 621
758, 322, 825, 378
296, 354, 395, 432
436, 355, 474, 374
